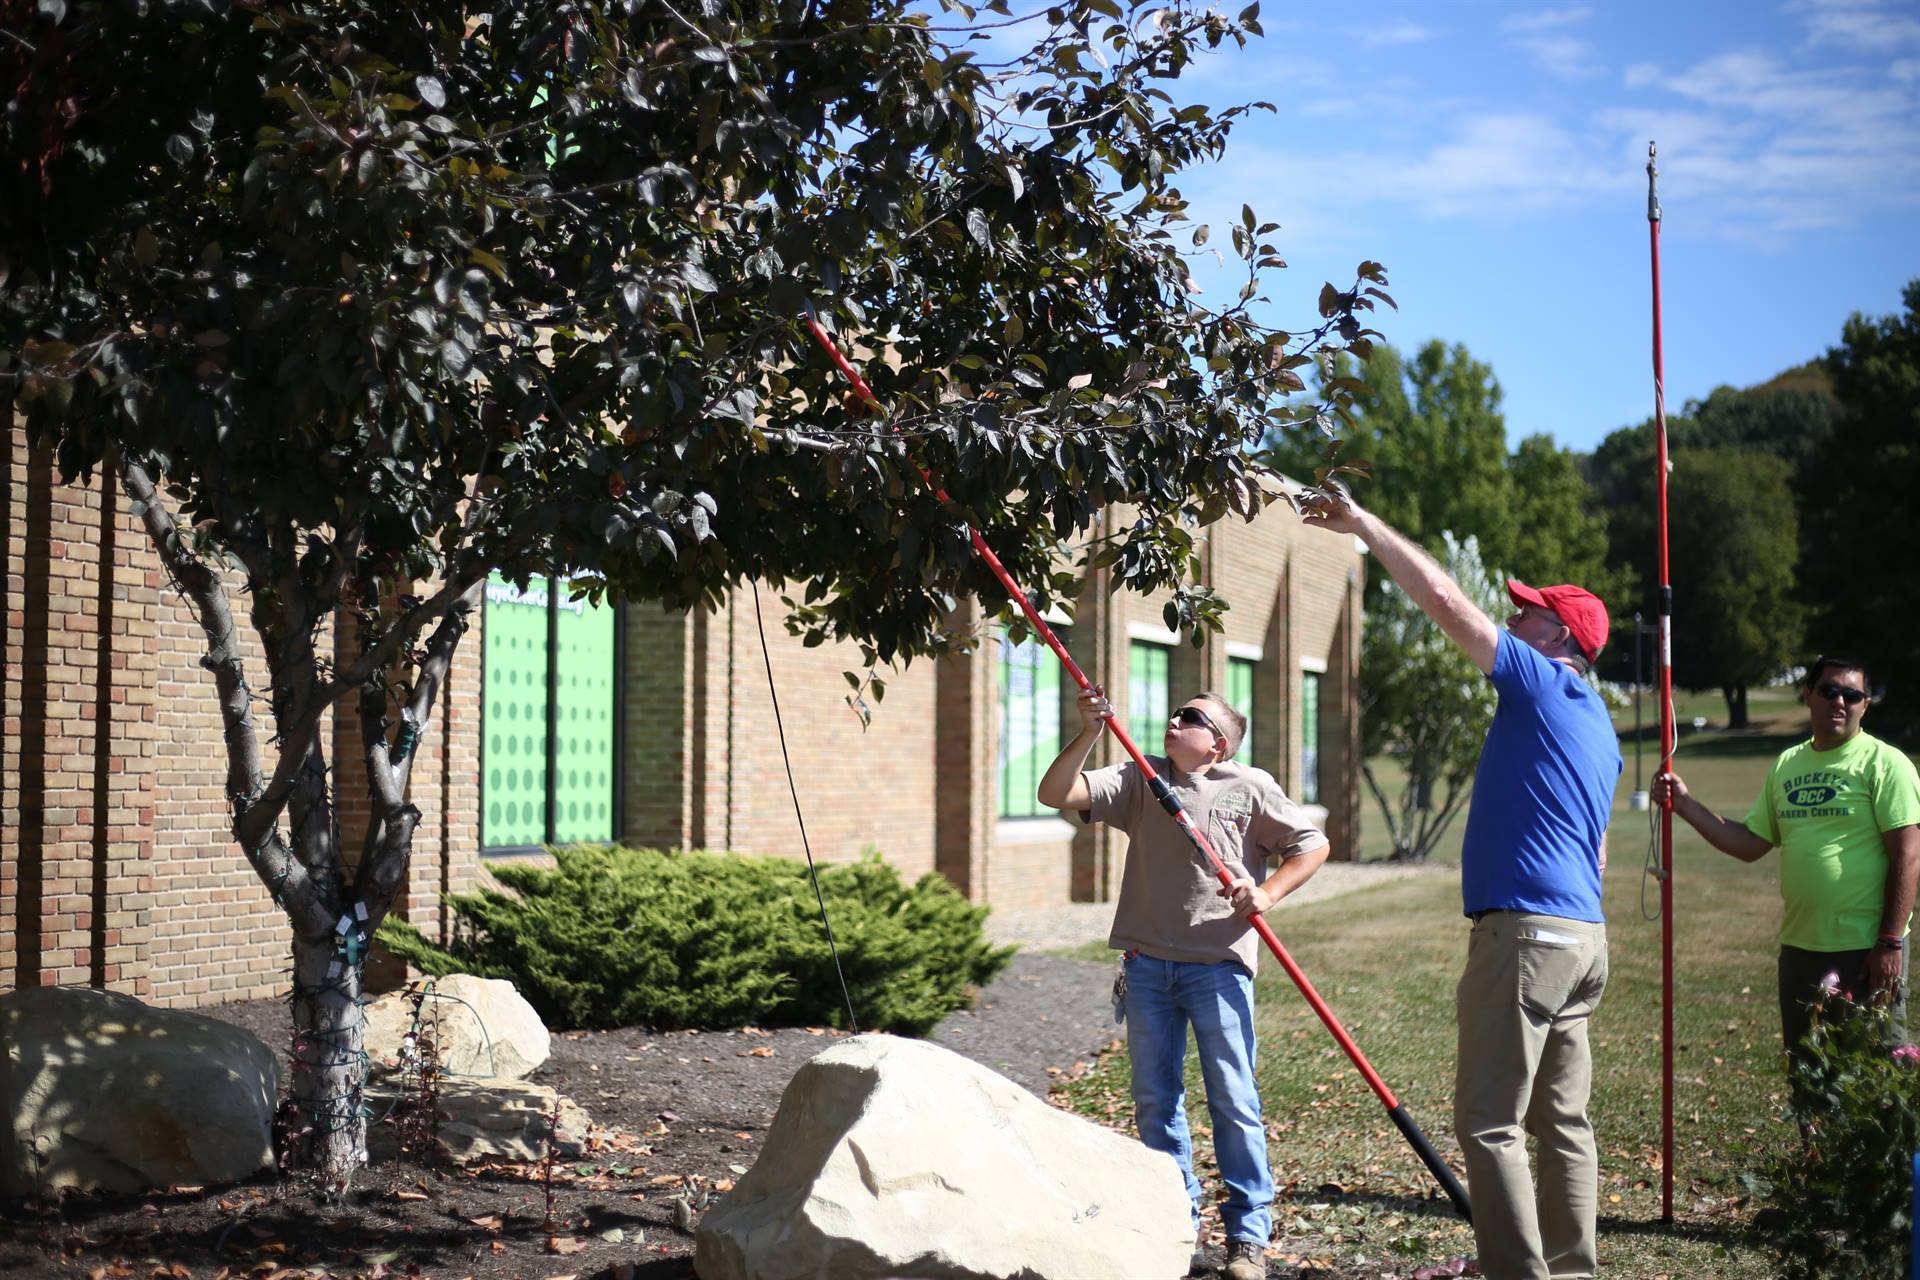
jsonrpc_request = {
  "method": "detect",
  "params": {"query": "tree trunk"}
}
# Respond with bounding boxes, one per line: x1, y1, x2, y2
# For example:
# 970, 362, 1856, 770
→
288, 926, 368, 1196
1724, 685, 1750, 730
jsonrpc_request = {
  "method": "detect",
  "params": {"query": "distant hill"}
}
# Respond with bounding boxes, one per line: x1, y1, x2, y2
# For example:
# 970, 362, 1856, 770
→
1748, 360, 1834, 398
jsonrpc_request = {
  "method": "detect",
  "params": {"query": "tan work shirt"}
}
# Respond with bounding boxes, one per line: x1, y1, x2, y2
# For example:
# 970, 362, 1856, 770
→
1082, 757, 1327, 975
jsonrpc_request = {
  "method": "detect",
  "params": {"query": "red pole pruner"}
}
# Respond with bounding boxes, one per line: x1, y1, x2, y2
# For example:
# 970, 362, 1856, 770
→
802, 306, 1472, 1222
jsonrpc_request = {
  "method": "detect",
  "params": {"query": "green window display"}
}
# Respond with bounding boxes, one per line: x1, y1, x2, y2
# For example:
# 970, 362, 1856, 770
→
998, 629, 1067, 819
483, 571, 618, 850
1129, 640, 1170, 752
1228, 656, 1256, 766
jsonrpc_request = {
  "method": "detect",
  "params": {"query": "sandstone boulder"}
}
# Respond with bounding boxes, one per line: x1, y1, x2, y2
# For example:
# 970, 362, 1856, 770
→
0, 986, 279, 1196
695, 1034, 1192, 1280
363, 974, 549, 1080
367, 1077, 591, 1166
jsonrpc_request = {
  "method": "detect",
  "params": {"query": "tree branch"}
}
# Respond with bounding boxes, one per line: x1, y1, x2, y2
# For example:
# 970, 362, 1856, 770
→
1360, 762, 1402, 858
115, 451, 329, 933
355, 576, 485, 922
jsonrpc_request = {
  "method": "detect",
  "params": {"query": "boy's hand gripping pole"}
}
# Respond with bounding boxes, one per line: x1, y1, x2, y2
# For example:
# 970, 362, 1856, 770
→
802, 309, 1471, 1223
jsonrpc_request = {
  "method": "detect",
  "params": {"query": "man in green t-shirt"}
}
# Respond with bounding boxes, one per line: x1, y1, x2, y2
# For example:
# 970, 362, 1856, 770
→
1654, 656, 1920, 1060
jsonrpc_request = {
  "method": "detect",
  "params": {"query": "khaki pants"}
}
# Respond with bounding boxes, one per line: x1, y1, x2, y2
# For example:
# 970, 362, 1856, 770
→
1455, 913, 1609, 1280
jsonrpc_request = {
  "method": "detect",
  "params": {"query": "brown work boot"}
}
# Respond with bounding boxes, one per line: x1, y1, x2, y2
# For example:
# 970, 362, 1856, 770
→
1222, 1239, 1266, 1280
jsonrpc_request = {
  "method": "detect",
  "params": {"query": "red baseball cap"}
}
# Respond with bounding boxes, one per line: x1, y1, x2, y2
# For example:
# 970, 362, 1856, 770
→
1507, 579, 1609, 661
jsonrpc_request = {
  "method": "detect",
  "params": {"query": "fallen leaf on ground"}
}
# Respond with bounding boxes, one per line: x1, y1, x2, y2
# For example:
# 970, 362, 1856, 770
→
547, 1235, 588, 1255
468, 1214, 502, 1230
394, 1189, 430, 1201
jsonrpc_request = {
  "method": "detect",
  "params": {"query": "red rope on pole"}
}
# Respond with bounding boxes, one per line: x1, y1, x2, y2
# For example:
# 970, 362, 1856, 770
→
1648, 141, 1677, 1226
802, 308, 1472, 1221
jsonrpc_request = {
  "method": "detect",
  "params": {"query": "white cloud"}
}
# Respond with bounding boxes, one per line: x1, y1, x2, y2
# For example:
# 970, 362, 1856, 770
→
1500, 6, 1594, 34
1378, 113, 1628, 215
1351, 19, 1437, 47
1790, 0, 1920, 52
1500, 6, 1602, 79
1165, 1, 1920, 250
1515, 32, 1604, 79
1597, 50, 1920, 234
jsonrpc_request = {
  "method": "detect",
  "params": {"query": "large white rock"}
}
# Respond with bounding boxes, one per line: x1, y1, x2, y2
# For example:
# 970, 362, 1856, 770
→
366, 1077, 592, 1166
0, 986, 279, 1195
363, 974, 549, 1081
694, 1034, 1192, 1280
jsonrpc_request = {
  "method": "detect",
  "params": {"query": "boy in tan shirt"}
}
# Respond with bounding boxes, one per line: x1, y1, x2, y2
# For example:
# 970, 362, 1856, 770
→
1039, 687, 1329, 1279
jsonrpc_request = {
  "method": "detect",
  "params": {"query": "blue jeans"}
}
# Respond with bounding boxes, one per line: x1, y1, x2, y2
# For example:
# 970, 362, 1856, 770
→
1123, 953, 1273, 1245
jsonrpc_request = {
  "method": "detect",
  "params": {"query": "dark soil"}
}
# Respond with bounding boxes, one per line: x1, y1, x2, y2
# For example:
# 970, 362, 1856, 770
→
0, 953, 1138, 1280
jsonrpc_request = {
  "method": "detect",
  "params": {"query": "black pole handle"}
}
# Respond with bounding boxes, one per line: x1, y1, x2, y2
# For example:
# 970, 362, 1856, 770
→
1387, 1103, 1473, 1222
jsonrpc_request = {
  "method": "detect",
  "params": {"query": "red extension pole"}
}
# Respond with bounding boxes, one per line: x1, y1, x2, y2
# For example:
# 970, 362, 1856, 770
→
1648, 141, 1677, 1225
803, 309, 1473, 1223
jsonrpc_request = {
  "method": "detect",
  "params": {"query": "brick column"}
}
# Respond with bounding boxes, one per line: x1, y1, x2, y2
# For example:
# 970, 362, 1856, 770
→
934, 599, 995, 902
1267, 554, 1296, 794
1070, 524, 1125, 902
622, 603, 696, 850
1324, 569, 1363, 861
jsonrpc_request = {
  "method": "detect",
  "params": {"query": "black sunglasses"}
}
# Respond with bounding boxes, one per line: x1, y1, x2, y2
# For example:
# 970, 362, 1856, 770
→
1814, 681, 1869, 706
1173, 705, 1224, 737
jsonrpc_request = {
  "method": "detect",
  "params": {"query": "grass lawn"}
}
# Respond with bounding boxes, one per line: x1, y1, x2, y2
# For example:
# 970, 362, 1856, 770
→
1055, 704, 1871, 1278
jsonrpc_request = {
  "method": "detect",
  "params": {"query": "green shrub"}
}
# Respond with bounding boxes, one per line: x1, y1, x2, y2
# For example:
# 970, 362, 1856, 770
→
375, 846, 1015, 1035
1745, 994, 1920, 1279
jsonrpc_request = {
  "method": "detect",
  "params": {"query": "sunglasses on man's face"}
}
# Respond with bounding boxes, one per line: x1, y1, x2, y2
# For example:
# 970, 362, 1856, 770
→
1814, 681, 1869, 706
1173, 705, 1223, 737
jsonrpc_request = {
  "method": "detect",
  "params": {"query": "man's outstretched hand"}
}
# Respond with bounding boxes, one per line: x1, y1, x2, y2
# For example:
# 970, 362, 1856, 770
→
1298, 485, 1363, 535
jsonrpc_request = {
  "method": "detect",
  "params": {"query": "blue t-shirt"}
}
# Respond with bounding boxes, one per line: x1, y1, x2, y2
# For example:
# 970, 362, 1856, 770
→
1459, 631, 1622, 921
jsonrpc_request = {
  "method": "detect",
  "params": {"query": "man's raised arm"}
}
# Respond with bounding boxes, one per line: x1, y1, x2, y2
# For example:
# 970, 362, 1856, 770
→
1299, 489, 1500, 675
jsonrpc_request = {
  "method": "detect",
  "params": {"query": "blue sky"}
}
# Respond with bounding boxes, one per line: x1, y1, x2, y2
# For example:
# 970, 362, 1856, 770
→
1151, 0, 1920, 454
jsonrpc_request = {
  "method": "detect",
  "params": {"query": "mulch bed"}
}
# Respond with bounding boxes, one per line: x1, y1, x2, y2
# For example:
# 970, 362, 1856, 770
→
0, 953, 1131, 1280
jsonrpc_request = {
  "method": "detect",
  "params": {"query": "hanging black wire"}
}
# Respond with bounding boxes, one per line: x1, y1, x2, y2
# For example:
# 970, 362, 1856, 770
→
750, 583, 859, 1033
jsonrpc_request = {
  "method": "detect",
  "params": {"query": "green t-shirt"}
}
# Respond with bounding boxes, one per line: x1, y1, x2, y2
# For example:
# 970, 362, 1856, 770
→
1745, 732, 1920, 951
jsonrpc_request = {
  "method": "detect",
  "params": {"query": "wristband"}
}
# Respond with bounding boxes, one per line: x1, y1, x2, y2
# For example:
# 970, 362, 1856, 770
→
1877, 933, 1905, 950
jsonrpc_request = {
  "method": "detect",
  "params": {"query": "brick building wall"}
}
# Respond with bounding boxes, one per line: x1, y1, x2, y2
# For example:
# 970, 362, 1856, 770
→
6, 411, 1366, 1007
2, 433, 156, 993
607, 506, 1366, 909
4, 419, 479, 1007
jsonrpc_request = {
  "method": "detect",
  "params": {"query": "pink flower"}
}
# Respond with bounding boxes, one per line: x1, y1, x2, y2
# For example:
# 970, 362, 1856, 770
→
1893, 1045, 1920, 1065
1819, 971, 1843, 996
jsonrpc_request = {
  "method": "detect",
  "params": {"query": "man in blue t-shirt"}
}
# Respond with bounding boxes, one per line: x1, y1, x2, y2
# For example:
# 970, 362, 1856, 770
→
1303, 489, 1621, 1280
